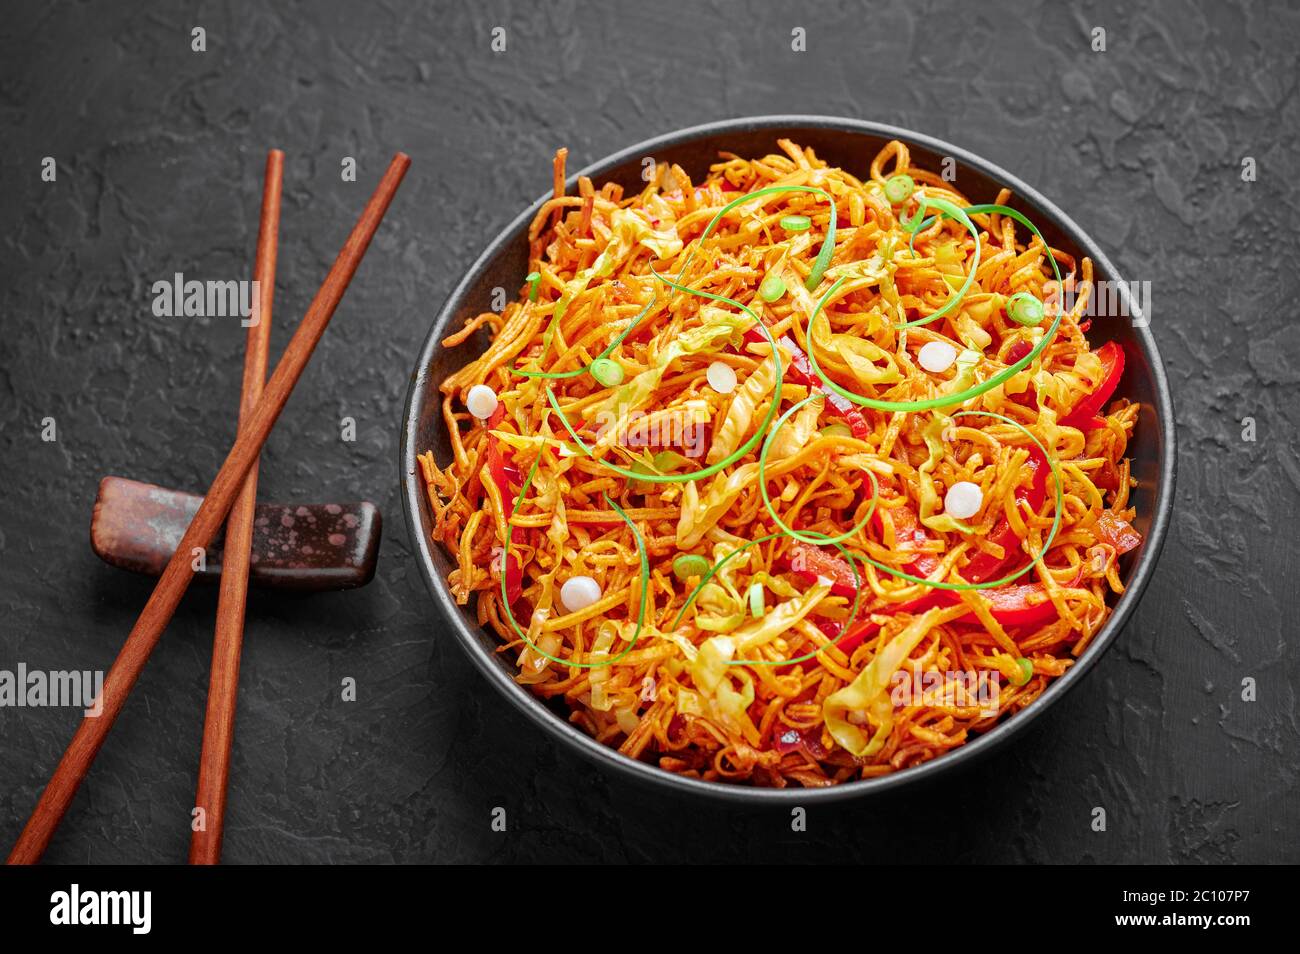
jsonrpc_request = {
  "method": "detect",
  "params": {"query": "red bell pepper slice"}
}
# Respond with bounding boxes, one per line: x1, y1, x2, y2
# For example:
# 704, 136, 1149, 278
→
741, 327, 871, 439
976, 581, 1064, 628
776, 496, 944, 598
1060, 341, 1124, 431
1001, 340, 1041, 411
1006, 340, 1033, 365
780, 542, 860, 598
782, 446, 1054, 650
961, 444, 1049, 584
870, 500, 942, 578
772, 723, 830, 758
1096, 512, 1141, 554
829, 623, 875, 656
781, 531, 1076, 655
482, 404, 525, 605
811, 617, 843, 642
832, 580, 1066, 656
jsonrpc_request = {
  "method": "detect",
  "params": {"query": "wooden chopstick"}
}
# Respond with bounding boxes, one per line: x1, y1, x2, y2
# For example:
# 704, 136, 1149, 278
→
189, 149, 284, 865
7, 151, 411, 865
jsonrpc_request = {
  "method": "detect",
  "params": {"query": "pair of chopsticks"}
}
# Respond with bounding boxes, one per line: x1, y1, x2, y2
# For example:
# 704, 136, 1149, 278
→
7, 150, 411, 865
190, 149, 284, 864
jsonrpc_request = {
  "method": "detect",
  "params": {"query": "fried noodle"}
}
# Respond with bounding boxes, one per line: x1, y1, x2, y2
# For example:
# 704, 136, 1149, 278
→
420, 139, 1141, 787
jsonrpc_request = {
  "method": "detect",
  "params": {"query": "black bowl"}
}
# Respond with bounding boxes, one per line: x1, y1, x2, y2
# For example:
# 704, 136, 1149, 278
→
400, 116, 1176, 803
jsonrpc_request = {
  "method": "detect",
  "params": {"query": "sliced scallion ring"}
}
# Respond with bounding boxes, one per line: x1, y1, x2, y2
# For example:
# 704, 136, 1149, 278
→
1005, 291, 1045, 327
884, 174, 915, 205
589, 357, 624, 387
672, 553, 710, 581
759, 273, 786, 302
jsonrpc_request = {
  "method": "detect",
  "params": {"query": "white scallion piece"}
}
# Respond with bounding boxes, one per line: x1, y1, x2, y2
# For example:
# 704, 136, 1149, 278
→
560, 575, 602, 613
466, 384, 499, 420
706, 361, 738, 394
944, 481, 983, 519
918, 341, 958, 373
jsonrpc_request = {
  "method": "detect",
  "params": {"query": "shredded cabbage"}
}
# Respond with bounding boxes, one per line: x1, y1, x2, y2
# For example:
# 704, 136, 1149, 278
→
707, 358, 777, 464
916, 411, 971, 534
587, 622, 619, 711
686, 583, 831, 741
937, 346, 983, 399
553, 248, 616, 323
807, 297, 900, 388
491, 430, 571, 456
953, 313, 992, 351
730, 580, 831, 652
767, 397, 823, 461
553, 209, 683, 323
836, 335, 902, 387
687, 635, 758, 738
823, 605, 949, 756
677, 462, 759, 548
694, 582, 745, 632
693, 541, 750, 633
598, 399, 712, 455
609, 207, 683, 261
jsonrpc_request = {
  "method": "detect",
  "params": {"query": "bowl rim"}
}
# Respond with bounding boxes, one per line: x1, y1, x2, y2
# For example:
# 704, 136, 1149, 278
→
399, 115, 1177, 804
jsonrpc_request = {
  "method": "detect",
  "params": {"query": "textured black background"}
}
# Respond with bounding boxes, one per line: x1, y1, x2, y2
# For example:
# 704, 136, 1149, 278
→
1, 0, 1297, 864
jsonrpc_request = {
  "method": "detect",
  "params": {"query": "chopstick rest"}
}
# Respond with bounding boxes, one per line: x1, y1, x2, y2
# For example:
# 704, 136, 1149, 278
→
91, 476, 381, 592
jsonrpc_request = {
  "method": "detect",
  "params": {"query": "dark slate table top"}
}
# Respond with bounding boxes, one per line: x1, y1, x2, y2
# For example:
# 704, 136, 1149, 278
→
1, 0, 1297, 864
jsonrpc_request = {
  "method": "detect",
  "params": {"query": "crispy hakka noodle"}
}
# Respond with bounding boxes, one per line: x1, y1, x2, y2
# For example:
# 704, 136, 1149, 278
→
420, 139, 1142, 787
